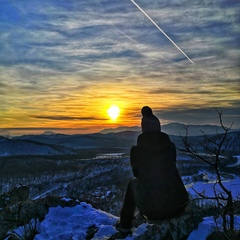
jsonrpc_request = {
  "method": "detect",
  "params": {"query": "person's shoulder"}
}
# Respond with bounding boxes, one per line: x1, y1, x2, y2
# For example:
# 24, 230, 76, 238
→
138, 131, 168, 138
138, 131, 156, 138
137, 131, 167, 144
159, 131, 170, 139
152, 114, 160, 121
137, 131, 173, 147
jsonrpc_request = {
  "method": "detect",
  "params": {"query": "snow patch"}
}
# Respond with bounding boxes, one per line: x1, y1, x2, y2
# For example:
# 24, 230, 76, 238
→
34, 202, 118, 240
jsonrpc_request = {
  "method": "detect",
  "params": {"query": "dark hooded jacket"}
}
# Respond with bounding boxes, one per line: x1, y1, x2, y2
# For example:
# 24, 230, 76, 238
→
130, 131, 188, 220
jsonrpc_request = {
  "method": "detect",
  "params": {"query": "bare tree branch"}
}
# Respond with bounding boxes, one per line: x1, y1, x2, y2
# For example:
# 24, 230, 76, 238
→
181, 111, 236, 232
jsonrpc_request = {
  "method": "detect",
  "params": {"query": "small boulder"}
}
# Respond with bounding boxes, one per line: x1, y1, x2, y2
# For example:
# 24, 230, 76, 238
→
0, 185, 29, 208
134, 209, 203, 240
8, 185, 29, 205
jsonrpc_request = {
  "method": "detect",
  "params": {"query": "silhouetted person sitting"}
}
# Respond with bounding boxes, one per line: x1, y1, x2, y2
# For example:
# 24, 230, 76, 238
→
116, 107, 188, 233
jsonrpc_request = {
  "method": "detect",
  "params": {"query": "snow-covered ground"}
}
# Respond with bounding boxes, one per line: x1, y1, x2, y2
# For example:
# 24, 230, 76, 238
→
5, 174, 240, 240
188, 216, 240, 240
6, 201, 148, 240
187, 178, 240, 200
7, 199, 240, 240
35, 202, 118, 240
4, 169, 240, 239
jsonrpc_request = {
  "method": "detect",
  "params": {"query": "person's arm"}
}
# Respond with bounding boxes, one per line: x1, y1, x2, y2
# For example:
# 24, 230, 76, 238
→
130, 146, 139, 177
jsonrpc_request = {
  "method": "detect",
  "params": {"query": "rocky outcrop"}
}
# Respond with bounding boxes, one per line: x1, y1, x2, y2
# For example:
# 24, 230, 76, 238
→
135, 210, 202, 240
0, 185, 29, 208
0, 195, 204, 240
0, 196, 81, 240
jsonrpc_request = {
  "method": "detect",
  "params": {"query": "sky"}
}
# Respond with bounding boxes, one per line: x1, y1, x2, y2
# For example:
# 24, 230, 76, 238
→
0, 0, 239, 135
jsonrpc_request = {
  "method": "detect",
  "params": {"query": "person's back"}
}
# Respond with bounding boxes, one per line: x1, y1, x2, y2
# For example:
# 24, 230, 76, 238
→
131, 132, 188, 220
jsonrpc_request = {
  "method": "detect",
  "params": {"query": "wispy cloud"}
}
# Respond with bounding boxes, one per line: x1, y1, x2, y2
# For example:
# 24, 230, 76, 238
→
32, 115, 108, 121
0, 0, 239, 131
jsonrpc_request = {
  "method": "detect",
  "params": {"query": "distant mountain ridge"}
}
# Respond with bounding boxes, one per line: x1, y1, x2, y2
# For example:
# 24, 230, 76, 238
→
100, 122, 237, 136
162, 122, 234, 136
1, 123, 239, 157
99, 126, 140, 134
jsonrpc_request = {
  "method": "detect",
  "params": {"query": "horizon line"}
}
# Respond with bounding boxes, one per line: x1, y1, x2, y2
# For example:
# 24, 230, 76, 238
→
0, 122, 234, 131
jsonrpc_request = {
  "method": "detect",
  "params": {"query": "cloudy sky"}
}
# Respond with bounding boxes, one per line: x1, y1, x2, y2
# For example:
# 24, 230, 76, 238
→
0, 0, 239, 135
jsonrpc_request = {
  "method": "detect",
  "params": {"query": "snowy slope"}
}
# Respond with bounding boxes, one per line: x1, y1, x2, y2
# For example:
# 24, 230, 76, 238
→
188, 179, 240, 200
0, 137, 75, 156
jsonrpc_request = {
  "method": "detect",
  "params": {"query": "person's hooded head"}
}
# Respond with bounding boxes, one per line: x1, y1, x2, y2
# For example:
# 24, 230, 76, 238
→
141, 106, 153, 117
141, 106, 161, 133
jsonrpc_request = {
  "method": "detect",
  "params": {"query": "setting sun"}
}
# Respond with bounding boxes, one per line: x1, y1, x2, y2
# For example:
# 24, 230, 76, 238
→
107, 105, 120, 121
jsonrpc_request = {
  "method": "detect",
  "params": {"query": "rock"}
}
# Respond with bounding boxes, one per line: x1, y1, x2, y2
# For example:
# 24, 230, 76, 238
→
134, 209, 203, 240
8, 185, 29, 205
86, 224, 98, 240
0, 193, 9, 209
0, 196, 81, 240
0, 185, 29, 208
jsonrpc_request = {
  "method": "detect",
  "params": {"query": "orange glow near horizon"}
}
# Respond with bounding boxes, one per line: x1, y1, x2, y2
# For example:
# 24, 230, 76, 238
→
1, 78, 239, 135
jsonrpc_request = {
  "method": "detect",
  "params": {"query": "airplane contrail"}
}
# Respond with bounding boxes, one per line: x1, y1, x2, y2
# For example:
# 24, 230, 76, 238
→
130, 0, 194, 64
